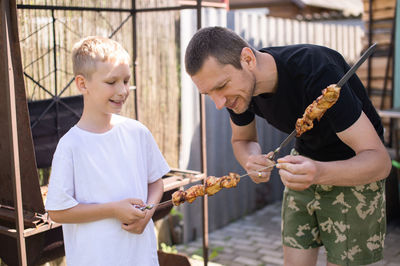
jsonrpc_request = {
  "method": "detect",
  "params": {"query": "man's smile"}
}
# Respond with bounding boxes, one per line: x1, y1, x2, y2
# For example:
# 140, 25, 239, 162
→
227, 97, 238, 110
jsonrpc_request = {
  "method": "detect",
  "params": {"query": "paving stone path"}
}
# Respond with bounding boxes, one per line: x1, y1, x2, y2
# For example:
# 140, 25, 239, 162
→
176, 202, 400, 266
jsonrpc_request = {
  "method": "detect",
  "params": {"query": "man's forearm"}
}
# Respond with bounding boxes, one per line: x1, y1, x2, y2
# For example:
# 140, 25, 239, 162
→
232, 140, 262, 169
316, 148, 391, 186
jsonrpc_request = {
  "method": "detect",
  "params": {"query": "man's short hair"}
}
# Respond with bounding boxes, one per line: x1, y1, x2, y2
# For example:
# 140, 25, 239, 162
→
72, 36, 130, 79
184, 26, 251, 76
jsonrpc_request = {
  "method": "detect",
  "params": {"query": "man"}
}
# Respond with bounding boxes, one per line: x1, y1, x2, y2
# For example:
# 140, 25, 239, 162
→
185, 26, 391, 266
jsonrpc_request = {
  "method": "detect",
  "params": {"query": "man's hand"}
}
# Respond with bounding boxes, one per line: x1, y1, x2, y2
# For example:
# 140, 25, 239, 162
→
277, 155, 320, 191
112, 198, 147, 224
246, 151, 275, 184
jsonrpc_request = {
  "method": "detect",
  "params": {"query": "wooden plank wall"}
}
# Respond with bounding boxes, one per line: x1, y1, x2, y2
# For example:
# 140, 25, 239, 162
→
359, 0, 396, 111
230, 12, 364, 64
358, 0, 396, 142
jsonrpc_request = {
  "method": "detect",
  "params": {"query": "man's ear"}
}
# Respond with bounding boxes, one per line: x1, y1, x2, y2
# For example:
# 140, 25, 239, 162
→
240, 47, 256, 70
75, 75, 87, 94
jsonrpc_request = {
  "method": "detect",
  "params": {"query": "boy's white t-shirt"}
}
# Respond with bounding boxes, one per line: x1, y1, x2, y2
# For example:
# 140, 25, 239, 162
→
45, 115, 170, 266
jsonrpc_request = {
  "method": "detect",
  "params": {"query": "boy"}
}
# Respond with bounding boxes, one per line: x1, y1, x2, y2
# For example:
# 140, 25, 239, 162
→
45, 36, 169, 266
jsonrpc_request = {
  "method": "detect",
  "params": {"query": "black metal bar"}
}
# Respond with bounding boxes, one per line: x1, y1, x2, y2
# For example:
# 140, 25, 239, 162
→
390, 6, 396, 109
30, 99, 56, 129
57, 99, 82, 118
380, 18, 395, 110
51, 9, 61, 141
388, 6, 397, 148
29, 69, 55, 98
197, 0, 202, 29
23, 48, 53, 69
57, 68, 74, 76
33, 70, 55, 84
56, 18, 82, 38
109, 13, 132, 39
97, 11, 115, 32
367, 0, 373, 96
20, 20, 52, 42
131, 0, 139, 120
17, 4, 199, 13
24, 71, 55, 97
57, 77, 75, 98
52, 11, 57, 96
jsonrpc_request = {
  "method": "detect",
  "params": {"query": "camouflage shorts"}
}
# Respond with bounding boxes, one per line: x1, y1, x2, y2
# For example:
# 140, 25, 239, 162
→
281, 168, 386, 265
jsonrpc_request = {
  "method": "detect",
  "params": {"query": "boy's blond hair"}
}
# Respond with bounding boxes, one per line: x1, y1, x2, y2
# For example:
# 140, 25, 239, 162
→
72, 36, 130, 79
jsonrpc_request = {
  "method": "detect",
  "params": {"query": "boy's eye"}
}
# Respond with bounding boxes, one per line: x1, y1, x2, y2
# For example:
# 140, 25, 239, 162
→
124, 80, 129, 84
106, 81, 115, 85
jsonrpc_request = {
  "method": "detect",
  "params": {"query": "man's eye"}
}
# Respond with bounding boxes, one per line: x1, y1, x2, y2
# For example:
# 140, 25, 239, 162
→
217, 84, 226, 90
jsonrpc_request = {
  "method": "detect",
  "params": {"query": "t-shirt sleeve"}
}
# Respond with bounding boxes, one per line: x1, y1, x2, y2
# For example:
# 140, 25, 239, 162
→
145, 130, 170, 183
306, 63, 362, 133
45, 141, 79, 211
227, 108, 255, 126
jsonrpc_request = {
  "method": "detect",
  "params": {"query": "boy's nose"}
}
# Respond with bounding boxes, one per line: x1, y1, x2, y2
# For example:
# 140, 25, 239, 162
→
117, 84, 129, 96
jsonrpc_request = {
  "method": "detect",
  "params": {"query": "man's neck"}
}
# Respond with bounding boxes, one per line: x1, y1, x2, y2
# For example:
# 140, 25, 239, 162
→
252, 51, 278, 96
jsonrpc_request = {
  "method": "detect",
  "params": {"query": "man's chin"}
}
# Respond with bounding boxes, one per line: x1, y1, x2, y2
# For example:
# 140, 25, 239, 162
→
228, 107, 246, 114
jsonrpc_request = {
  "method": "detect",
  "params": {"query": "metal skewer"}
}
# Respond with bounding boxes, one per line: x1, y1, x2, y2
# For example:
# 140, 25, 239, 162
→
238, 164, 277, 179
141, 164, 277, 210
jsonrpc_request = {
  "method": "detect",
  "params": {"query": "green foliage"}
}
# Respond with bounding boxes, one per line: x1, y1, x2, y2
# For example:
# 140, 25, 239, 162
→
210, 246, 224, 260
192, 247, 203, 257
170, 207, 183, 220
191, 254, 203, 261
37, 168, 51, 186
160, 242, 177, 254
392, 160, 400, 169
191, 246, 224, 261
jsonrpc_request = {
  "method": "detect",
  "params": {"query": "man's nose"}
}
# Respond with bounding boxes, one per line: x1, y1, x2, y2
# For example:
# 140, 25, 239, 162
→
210, 93, 226, 110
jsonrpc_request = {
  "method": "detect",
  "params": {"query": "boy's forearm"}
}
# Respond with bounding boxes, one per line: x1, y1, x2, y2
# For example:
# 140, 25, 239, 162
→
148, 178, 164, 204
48, 202, 116, 224
48, 179, 164, 224
145, 178, 164, 219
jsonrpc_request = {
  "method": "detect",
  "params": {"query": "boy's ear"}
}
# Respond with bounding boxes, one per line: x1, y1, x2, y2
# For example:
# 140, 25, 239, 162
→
240, 47, 256, 70
75, 75, 87, 94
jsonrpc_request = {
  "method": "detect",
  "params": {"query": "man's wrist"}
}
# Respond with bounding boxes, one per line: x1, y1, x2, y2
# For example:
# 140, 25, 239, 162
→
313, 161, 326, 185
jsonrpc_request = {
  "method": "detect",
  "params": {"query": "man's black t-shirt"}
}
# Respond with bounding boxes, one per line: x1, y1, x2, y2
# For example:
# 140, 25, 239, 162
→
228, 44, 383, 162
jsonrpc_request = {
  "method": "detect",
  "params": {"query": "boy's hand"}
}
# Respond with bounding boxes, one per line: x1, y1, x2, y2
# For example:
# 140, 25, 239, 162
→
113, 198, 147, 224
121, 213, 151, 234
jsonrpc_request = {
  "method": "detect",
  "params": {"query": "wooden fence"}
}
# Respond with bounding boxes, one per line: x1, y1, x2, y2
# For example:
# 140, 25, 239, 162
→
228, 11, 365, 63
17, 0, 181, 168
